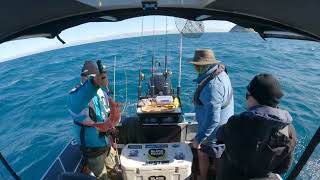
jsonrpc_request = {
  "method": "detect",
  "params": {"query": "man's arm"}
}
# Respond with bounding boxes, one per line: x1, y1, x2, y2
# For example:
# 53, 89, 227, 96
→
216, 115, 237, 144
81, 97, 121, 132
195, 80, 224, 144
274, 124, 297, 174
107, 97, 121, 126
67, 77, 98, 114
68, 83, 121, 133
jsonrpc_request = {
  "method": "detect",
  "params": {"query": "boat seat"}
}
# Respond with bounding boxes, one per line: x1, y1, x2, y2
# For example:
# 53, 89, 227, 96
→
58, 172, 96, 180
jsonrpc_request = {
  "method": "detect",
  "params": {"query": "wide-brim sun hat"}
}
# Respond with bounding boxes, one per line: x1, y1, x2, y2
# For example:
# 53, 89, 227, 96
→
189, 49, 221, 65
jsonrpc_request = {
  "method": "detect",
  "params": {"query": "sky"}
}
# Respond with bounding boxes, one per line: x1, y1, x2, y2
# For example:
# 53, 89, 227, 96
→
0, 16, 234, 62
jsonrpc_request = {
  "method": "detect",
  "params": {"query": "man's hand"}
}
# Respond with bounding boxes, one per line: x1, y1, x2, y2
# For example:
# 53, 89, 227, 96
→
191, 139, 201, 149
108, 97, 121, 126
84, 98, 121, 132
93, 73, 108, 88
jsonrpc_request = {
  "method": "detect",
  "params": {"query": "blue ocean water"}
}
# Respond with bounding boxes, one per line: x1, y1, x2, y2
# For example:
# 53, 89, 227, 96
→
0, 33, 319, 180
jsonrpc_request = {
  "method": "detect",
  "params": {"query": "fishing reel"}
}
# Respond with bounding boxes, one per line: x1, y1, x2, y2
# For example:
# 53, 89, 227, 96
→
163, 70, 172, 79
140, 71, 145, 81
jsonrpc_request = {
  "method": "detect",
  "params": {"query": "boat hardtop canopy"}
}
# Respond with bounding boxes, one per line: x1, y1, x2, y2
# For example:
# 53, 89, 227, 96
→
1, 0, 320, 44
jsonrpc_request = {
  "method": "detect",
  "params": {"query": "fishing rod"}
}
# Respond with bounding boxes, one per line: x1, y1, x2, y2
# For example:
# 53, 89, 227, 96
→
150, 16, 156, 97
177, 32, 183, 97
138, 17, 144, 98
122, 69, 128, 114
97, 60, 108, 91
113, 56, 116, 101
97, 60, 104, 75
164, 17, 168, 74
97, 60, 114, 109
163, 16, 169, 95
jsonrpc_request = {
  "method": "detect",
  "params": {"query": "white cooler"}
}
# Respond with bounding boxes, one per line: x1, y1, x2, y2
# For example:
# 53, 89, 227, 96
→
120, 143, 193, 180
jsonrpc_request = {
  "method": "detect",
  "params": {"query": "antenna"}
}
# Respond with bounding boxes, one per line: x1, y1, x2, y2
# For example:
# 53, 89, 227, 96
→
174, 18, 204, 96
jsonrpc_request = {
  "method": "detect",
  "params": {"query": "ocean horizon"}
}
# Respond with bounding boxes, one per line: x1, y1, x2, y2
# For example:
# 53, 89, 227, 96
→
0, 27, 233, 62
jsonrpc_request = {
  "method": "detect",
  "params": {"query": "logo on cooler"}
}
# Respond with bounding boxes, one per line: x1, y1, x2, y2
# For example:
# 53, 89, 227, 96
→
148, 149, 165, 158
148, 175, 166, 180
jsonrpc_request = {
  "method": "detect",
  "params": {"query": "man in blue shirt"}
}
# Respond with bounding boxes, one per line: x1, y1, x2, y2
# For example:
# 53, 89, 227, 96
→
67, 61, 120, 180
190, 49, 234, 180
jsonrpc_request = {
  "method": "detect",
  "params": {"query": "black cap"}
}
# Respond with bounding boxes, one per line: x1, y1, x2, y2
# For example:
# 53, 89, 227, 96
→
81, 60, 106, 77
247, 74, 283, 108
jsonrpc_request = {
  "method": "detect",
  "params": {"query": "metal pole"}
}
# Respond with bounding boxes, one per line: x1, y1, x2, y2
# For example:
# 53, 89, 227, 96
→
177, 33, 183, 97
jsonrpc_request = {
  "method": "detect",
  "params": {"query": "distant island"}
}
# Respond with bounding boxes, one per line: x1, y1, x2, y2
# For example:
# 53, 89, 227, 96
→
229, 25, 254, 32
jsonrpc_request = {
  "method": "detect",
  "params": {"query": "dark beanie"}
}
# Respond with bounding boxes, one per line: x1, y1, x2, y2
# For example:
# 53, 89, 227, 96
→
247, 74, 284, 107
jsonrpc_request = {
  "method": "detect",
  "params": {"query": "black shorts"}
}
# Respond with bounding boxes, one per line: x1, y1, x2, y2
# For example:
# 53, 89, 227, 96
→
200, 143, 225, 159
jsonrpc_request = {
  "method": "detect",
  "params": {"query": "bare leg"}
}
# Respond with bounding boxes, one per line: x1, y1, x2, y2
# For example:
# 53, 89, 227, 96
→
197, 149, 209, 180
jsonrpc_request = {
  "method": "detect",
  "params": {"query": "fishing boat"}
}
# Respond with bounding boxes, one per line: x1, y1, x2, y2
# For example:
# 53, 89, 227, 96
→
0, 1, 319, 180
